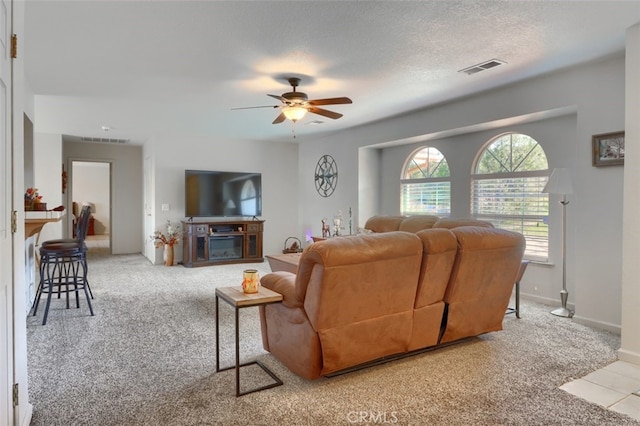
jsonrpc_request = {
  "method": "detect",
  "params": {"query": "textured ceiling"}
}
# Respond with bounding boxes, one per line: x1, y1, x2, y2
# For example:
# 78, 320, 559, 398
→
24, 1, 640, 144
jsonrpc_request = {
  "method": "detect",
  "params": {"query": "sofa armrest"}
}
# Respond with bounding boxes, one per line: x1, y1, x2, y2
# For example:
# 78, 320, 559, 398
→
260, 271, 304, 309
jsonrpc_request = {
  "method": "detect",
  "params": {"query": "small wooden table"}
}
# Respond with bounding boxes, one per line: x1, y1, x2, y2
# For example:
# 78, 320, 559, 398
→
215, 286, 283, 396
265, 253, 302, 274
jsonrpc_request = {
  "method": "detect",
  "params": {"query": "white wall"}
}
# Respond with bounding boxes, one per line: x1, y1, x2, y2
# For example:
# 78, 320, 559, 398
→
146, 134, 299, 264
358, 147, 381, 226
33, 133, 63, 243
620, 22, 640, 364
299, 55, 626, 332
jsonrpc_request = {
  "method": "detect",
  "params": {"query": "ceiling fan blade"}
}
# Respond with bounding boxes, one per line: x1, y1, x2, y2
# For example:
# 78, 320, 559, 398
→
307, 97, 352, 106
268, 94, 287, 102
309, 107, 343, 120
231, 105, 279, 110
272, 112, 286, 124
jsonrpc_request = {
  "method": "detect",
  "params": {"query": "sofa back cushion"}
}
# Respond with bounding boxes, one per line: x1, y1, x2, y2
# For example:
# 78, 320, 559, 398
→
297, 232, 423, 374
440, 226, 525, 343
363, 215, 406, 233
433, 218, 494, 229
398, 215, 439, 232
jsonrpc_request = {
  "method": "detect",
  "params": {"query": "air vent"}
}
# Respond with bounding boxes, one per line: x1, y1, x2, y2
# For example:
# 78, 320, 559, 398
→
459, 59, 506, 75
80, 137, 129, 144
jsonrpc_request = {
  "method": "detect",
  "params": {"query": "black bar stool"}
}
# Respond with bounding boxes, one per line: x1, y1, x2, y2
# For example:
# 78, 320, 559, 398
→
40, 204, 94, 299
33, 205, 95, 325
32, 242, 94, 325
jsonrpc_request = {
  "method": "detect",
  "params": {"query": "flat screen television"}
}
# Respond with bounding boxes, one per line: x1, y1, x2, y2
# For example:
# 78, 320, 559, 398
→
185, 170, 262, 218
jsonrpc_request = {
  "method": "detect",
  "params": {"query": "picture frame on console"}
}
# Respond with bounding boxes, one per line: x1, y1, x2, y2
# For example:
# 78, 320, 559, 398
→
592, 131, 625, 167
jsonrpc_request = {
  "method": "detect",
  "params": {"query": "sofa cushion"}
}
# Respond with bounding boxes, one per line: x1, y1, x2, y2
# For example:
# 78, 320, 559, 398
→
363, 215, 406, 233
433, 218, 494, 229
398, 215, 439, 232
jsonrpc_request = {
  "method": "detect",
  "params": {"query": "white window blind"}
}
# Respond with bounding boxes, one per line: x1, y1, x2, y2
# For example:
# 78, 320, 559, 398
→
401, 180, 451, 216
471, 133, 549, 261
471, 173, 549, 260
401, 147, 451, 216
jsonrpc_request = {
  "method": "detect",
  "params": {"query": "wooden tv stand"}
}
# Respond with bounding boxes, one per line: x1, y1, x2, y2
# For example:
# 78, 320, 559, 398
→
181, 219, 264, 267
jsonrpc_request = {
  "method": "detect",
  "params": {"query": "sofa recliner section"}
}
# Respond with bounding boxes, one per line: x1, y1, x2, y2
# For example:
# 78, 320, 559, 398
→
408, 228, 459, 351
439, 226, 526, 343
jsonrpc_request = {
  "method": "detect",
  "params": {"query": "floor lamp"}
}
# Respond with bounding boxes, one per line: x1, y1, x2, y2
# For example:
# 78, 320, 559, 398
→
543, 168, 574, 318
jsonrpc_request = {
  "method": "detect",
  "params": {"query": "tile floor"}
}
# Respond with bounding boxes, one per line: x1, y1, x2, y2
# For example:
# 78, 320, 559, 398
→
560, 360, 640, 420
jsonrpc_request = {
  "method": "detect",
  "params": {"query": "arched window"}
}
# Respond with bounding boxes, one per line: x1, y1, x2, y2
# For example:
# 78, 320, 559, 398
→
401, 146, 451, 216
471, 133, 549, 260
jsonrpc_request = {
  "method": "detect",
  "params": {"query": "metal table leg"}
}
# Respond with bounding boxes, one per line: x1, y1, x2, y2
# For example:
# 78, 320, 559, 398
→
215, 295, 283, 396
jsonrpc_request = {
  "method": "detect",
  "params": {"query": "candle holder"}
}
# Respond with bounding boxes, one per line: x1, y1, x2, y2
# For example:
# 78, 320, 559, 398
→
242, 269, 260, 294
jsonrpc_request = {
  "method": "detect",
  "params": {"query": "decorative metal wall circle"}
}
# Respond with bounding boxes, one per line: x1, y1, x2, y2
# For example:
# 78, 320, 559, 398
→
314, 155, 338, 197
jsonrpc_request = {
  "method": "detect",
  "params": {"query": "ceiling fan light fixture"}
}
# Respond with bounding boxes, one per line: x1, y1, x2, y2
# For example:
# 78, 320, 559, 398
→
283, 106, 307, 122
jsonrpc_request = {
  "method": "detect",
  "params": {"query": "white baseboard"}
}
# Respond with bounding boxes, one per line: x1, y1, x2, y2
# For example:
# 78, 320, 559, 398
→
19, 403, 33, 426
572, 315, 621, 335
520, 293, 621, 334
617, 348, 640, 365
520, 292, 568, 308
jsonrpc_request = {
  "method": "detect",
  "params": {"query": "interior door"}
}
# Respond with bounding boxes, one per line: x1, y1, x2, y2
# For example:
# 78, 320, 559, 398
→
144, 155, 154, 262
0, 0, 13, 423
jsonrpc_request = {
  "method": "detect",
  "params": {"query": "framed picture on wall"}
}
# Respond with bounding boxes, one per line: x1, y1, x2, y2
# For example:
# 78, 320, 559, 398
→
592, 131, 625, 167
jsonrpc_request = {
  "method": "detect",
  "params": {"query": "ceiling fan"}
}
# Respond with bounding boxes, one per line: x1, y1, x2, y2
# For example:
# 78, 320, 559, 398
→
232, 77, 352, 124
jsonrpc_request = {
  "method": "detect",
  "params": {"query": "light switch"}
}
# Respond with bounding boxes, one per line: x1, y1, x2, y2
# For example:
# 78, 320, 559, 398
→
161, 203, 170, 211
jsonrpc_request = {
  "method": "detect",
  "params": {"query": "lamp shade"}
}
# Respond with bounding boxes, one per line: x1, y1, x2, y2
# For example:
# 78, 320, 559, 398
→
542, 168, 573, 195
282, 106, 307, 122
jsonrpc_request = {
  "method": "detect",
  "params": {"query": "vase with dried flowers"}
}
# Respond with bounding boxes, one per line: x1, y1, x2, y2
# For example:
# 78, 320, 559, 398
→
151, 220, 182, 266
24, 187, 45, 211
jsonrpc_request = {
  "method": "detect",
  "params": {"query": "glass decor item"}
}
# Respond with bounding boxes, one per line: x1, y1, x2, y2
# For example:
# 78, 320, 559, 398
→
242, 269, 260, 294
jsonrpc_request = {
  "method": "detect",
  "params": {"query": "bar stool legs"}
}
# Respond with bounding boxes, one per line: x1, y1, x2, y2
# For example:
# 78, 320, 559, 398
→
32, 244, 94, 325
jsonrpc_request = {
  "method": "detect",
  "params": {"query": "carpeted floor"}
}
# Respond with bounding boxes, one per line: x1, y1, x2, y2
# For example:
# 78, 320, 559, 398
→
26, 246, 640, 425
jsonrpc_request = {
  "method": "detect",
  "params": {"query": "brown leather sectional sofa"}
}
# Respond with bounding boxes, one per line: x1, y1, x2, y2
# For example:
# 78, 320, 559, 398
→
259, 216, 525, 379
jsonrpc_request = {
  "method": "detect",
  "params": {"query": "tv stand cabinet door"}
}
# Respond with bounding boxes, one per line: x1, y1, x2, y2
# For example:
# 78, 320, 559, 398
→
244, 222, 263, 260
183, 222, 209, 267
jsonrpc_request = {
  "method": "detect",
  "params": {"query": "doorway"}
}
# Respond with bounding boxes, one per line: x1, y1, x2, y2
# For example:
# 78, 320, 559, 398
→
71, 161, 111, 252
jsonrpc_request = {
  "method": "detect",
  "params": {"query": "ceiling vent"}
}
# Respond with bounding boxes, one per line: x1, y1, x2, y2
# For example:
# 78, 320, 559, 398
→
458, 59, 506, 75
80, 136, 129, 144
